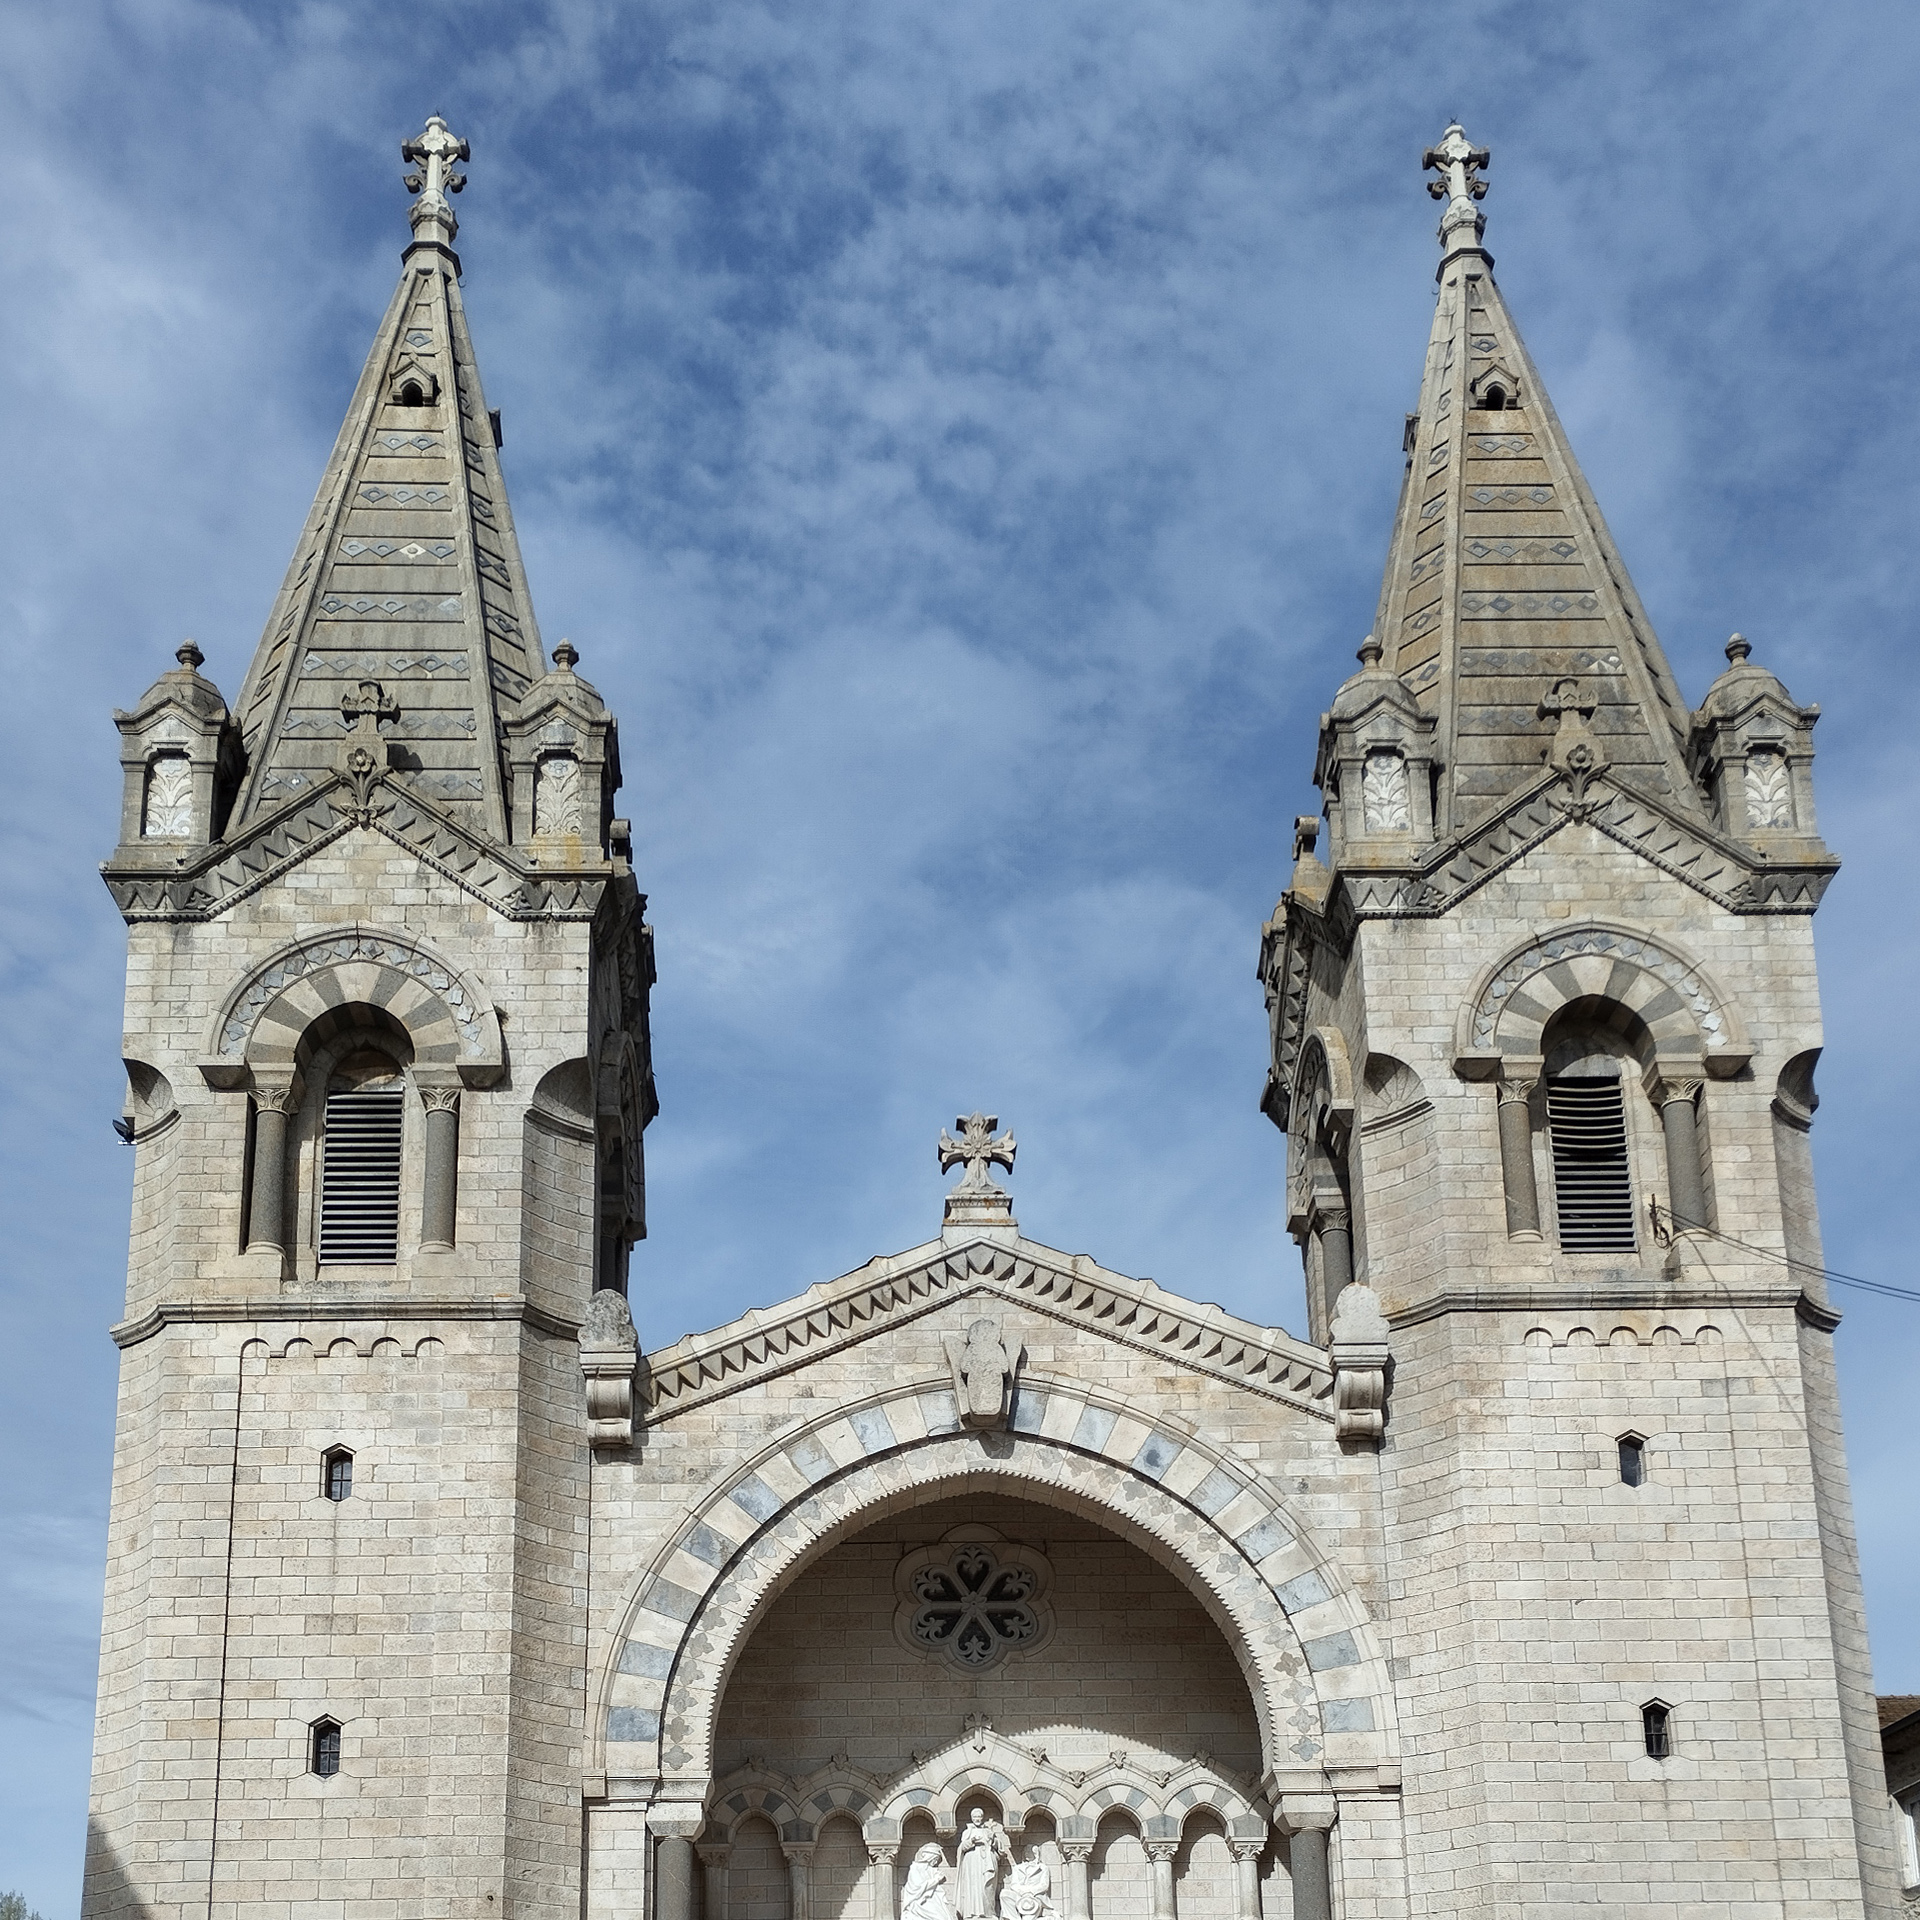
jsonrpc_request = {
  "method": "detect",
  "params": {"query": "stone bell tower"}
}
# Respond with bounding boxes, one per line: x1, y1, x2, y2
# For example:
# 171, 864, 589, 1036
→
85, 118, 653, 1920
1259, 128, 1897, 1915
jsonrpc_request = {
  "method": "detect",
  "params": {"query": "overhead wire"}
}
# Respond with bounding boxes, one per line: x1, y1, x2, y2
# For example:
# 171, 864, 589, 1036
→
1648, 1200, 1920, 1305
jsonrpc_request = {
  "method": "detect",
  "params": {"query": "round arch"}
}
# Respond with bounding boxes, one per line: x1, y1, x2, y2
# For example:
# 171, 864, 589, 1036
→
599, 1379, 1394, 1809
198, 924, 503, 1091
1453, 920, 1751, 1081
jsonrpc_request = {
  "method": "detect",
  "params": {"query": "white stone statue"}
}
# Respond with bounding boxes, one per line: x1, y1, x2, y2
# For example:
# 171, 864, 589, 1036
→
998, 1848, 1057, 1920
954, 1809, 1011, 1920
901, 1845, 956, 1920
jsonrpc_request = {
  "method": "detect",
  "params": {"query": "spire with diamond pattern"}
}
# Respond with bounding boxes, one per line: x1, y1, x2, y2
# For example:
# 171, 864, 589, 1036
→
224, 117, 543, 838
1369, 126, 1704, 836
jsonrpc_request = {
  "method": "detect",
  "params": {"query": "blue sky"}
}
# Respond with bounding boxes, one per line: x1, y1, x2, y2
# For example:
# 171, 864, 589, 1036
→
2, 0, 1917, 1909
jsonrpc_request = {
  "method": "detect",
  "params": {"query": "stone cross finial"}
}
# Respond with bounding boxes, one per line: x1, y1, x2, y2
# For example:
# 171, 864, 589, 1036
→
939, 1113, 1016, 1195
402, 114, 470, 245
1423, 123, 1490, 252
339, 679, 400, 821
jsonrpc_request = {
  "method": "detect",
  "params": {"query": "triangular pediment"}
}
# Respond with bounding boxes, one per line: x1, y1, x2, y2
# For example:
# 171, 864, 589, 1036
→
642, 1234, 1334, 1424
1325, 764, 1836, 921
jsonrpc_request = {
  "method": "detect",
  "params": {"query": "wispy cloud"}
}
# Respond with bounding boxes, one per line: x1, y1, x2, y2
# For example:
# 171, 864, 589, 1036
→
2, 0, 1916, 1910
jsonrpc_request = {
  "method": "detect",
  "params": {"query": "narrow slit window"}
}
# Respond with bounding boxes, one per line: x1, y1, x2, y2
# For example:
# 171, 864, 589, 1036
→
319, 1085, 404, 1264
311, 1718, 341, 1778
322, 1447, 353, 1502
1548, 1074, 1637, 1251
1642, 1701, 1671, 1759
1617, 1434, 1646, 1486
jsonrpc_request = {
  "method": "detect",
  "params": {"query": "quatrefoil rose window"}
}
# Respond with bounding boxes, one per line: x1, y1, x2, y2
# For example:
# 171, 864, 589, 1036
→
893, 1527, 1054, 1673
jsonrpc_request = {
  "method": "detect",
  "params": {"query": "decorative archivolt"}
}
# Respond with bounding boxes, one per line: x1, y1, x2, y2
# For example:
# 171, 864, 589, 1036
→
199, 925, 504, 1089
599, 1383, 1395, 1804
701, 1726, 1261, 1847
1453, 921, 1751, 1081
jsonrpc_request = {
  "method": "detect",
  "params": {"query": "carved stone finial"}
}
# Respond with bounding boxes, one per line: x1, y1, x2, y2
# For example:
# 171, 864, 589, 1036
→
175, 639, 205, 671
1538, 675, 1607, 804
401, 114, 470, 248
1726, 632, 1752, 664
552, 640, 580, 671
1355, 634, 1383, 669
939, 1113, 1015, 1196
1423, 122, 1490, 253
339, 679, 400, 821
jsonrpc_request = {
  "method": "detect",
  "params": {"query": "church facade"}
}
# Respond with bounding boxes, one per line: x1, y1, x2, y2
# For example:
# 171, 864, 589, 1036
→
83, 120, 1900, 1920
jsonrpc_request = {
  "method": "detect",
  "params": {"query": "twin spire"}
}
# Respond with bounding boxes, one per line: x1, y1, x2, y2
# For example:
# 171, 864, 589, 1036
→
120, 118, 1819, 918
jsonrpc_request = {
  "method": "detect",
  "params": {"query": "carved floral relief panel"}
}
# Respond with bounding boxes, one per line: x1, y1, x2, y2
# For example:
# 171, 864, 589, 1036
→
1743, 749, 1794, 829
1361, 750, 1411, 832
535, 752, 582, 835
143, 753, 195, 837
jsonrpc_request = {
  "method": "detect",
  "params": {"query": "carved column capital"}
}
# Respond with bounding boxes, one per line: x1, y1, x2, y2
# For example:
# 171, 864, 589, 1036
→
1058, 1844, 1094, 1864
420, 1084, 462, 1115
1144, 1842, 1179, 1863
1227, 1842, 1264, 1863
782, 1845, 817, 1866
697, 1846, 733, 1867
865, 1846, 897, 1867
1495, 1072, 1538, 1106
252, 1079, 299, 1115
1649, 1074, 1704, 1109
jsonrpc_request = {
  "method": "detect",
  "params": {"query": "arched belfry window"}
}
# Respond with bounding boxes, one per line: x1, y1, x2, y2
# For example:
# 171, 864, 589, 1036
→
1543, 1026, 1638, 1252
319, 1050, 406, 1264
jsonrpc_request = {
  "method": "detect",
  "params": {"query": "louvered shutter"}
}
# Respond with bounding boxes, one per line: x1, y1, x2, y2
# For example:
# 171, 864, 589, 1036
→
319, 1086, 404, 1263
1547, 1075, 1636, 1251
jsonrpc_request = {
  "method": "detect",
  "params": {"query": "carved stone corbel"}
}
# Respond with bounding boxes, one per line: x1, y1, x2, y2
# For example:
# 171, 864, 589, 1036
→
942, 1316, 1013, 1429
1329, 1282, 1389, 1444
579, 1288, 640, 1446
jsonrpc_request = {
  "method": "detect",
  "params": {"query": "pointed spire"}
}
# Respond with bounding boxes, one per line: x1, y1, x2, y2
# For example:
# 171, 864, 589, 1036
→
225, 121, 554, 841
1359, 127, 1704, 838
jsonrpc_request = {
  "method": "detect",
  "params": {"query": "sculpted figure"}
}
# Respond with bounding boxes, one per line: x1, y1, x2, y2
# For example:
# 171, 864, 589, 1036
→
901, 1845, 956, 1920
998, 1849, 1057, 1920
954, 1809, 1011, 1920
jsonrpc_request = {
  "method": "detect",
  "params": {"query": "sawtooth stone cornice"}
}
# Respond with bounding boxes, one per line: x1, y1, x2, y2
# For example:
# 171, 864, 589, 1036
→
1318, 765, 1837, 925
642, 1235, 1335, 1425
101, 768, 611, 924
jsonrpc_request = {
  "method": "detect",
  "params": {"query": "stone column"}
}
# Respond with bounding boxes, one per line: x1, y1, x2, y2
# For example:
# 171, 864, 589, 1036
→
419, 1084, 461, 1250
1655, 1076, 1708, 1231
784, 1845, 814, 1920
1277, 1801, 1335, 1920
1059, 1837, 1093, 1920
1228, 1842, 1263, 1920
1314, 1210, 1353, 1324
247, 1081, 297, 1253
1495, 1075, 1542, 1238
699, 1846, 732, 1920
655, 1839, 696, 1920
1145, 1843, 1177, 1920
865, 1845, 897, 1920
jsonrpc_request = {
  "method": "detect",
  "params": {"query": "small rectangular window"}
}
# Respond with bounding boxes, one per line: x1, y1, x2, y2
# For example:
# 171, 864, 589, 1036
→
311, 1719, 341, 1778
1642, 1702, 1671, 1759
319, 1087, 404, 1263
1618, 1435, 1646, 1486
1548, 1076, 1637, 1251
322, 1449, 353, 1502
